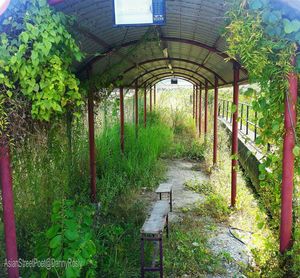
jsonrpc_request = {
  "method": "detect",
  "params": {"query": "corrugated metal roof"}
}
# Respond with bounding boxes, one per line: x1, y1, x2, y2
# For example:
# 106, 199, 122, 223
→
54, 0, 247, 87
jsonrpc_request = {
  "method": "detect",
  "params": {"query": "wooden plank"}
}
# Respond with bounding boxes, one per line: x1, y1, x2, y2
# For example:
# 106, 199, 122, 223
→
155, 183, 172, 194
151, 200, 170, 216
141, 215, 166, 234
141, 201, 169, 234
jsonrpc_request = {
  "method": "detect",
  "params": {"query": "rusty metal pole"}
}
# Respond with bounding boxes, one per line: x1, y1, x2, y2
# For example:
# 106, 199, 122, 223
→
198, 83, 202, 137
135, 81, 139, 137
195, 85, 198, 127
154, 85, 156, 107
0, 144, 19, 278
87, 71, 97, 203
231, 63, 240, 207
280, 57, 298, 253
150, 86, 152, 112
192, 85, 195, 119
120, 87, 125, 153
204, 80, 208, 134
213, 76, 218, 165
144, 86, 147, 128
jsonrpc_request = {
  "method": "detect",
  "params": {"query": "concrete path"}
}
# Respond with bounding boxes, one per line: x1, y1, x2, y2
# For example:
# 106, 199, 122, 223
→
161, 159, 253, 277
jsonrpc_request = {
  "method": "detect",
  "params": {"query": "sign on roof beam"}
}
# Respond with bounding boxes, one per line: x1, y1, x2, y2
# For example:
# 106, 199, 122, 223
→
113, 0, 166, 26
171, 78, 178, 85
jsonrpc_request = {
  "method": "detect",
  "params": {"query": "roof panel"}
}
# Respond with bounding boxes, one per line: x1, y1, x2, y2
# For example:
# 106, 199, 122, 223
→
54, 0, 247, 86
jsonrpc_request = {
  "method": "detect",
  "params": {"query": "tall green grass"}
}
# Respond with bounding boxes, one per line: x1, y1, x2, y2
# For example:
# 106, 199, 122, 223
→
92, 116, 173, 277
0, 121, 90, 276
95, 119, 173, 212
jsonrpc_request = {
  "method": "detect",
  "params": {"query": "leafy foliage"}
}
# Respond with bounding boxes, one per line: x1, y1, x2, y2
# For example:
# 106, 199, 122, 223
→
33, 200, 97, 278
0, 0, 84, 143
224, 0, 300, 274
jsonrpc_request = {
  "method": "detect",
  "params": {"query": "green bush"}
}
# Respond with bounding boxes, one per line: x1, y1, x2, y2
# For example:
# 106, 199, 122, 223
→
33, 200, 97, 278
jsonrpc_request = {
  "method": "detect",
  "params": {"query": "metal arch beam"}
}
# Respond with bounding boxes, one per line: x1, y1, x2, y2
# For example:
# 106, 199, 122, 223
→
48, 3, 246, 76
130, 66, 214, 87
78, 37, 246, 75
162, 37, 227, 58
140, 72, 202, 88
123, 58, 227, 84
47, 4, 230, 61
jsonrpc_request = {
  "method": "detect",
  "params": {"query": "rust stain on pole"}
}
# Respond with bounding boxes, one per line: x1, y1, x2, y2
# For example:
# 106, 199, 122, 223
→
144, 86, 147, 128
154, 85, 157, 107
213, 76, 218, 165
199, 83, 202, 137
0, 144, 19, 278
192, 85, 195, 119
135, 82, 139, 136
87, 73, 97, 203
204, 80, 208, 134
231, 63, 240, 207
195, 85, 198, 127
150, 86, 152, 112
280, 57, 298, 253
120, 87, 125, 153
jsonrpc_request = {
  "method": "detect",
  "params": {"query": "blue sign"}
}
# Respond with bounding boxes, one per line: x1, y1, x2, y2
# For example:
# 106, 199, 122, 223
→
152, 0, 166, 25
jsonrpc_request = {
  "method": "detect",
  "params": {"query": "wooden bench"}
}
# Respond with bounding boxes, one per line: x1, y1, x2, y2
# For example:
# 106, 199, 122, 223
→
155, 183, 173, 212
141, 200, 170, 278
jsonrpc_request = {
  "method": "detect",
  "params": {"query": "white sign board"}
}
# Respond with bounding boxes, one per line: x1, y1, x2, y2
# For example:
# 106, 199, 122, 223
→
114, 0, 165, 26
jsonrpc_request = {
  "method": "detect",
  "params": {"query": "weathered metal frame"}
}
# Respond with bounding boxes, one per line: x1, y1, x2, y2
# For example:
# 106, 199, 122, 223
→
213, 76, 218, 165
87, 70, 97, 203
198, 83, 202, 136
0, 145, 19, 278
231, 63, 240, 207
123, 57, 226, 84
204, 80, 208, 134
280, 57, 298, 253
129, 66, 213, 87
140, 72, 202, 88
120, 87, 125, 153
141, 215, 169, 278
77, 36, 244, 75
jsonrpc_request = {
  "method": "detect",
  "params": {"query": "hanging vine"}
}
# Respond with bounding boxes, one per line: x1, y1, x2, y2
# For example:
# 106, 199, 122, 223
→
0, 0, 85, 144
224, 0, 300, 274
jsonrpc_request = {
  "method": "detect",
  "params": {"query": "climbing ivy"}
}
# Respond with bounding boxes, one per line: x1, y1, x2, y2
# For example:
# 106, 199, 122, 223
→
0, 0, 84, 142
224, 0, 300, 274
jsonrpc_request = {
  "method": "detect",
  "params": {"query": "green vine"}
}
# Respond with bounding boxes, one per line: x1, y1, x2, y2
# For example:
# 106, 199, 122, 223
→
225, 0, 300, 275
0, 0, 84, 142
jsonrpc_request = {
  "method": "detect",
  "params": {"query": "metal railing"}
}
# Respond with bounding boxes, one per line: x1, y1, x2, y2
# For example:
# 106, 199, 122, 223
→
218, 99, 258, 142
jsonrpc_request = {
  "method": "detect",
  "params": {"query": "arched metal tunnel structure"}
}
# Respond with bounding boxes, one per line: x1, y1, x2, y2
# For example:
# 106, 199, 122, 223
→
0, 1, 298, 277
48, 0, 296, 258
48, 0, 248, 211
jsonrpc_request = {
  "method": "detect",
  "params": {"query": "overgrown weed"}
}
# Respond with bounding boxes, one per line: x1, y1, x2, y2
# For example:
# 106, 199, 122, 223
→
164, 216, 226, 277
203, 125, 284, 277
